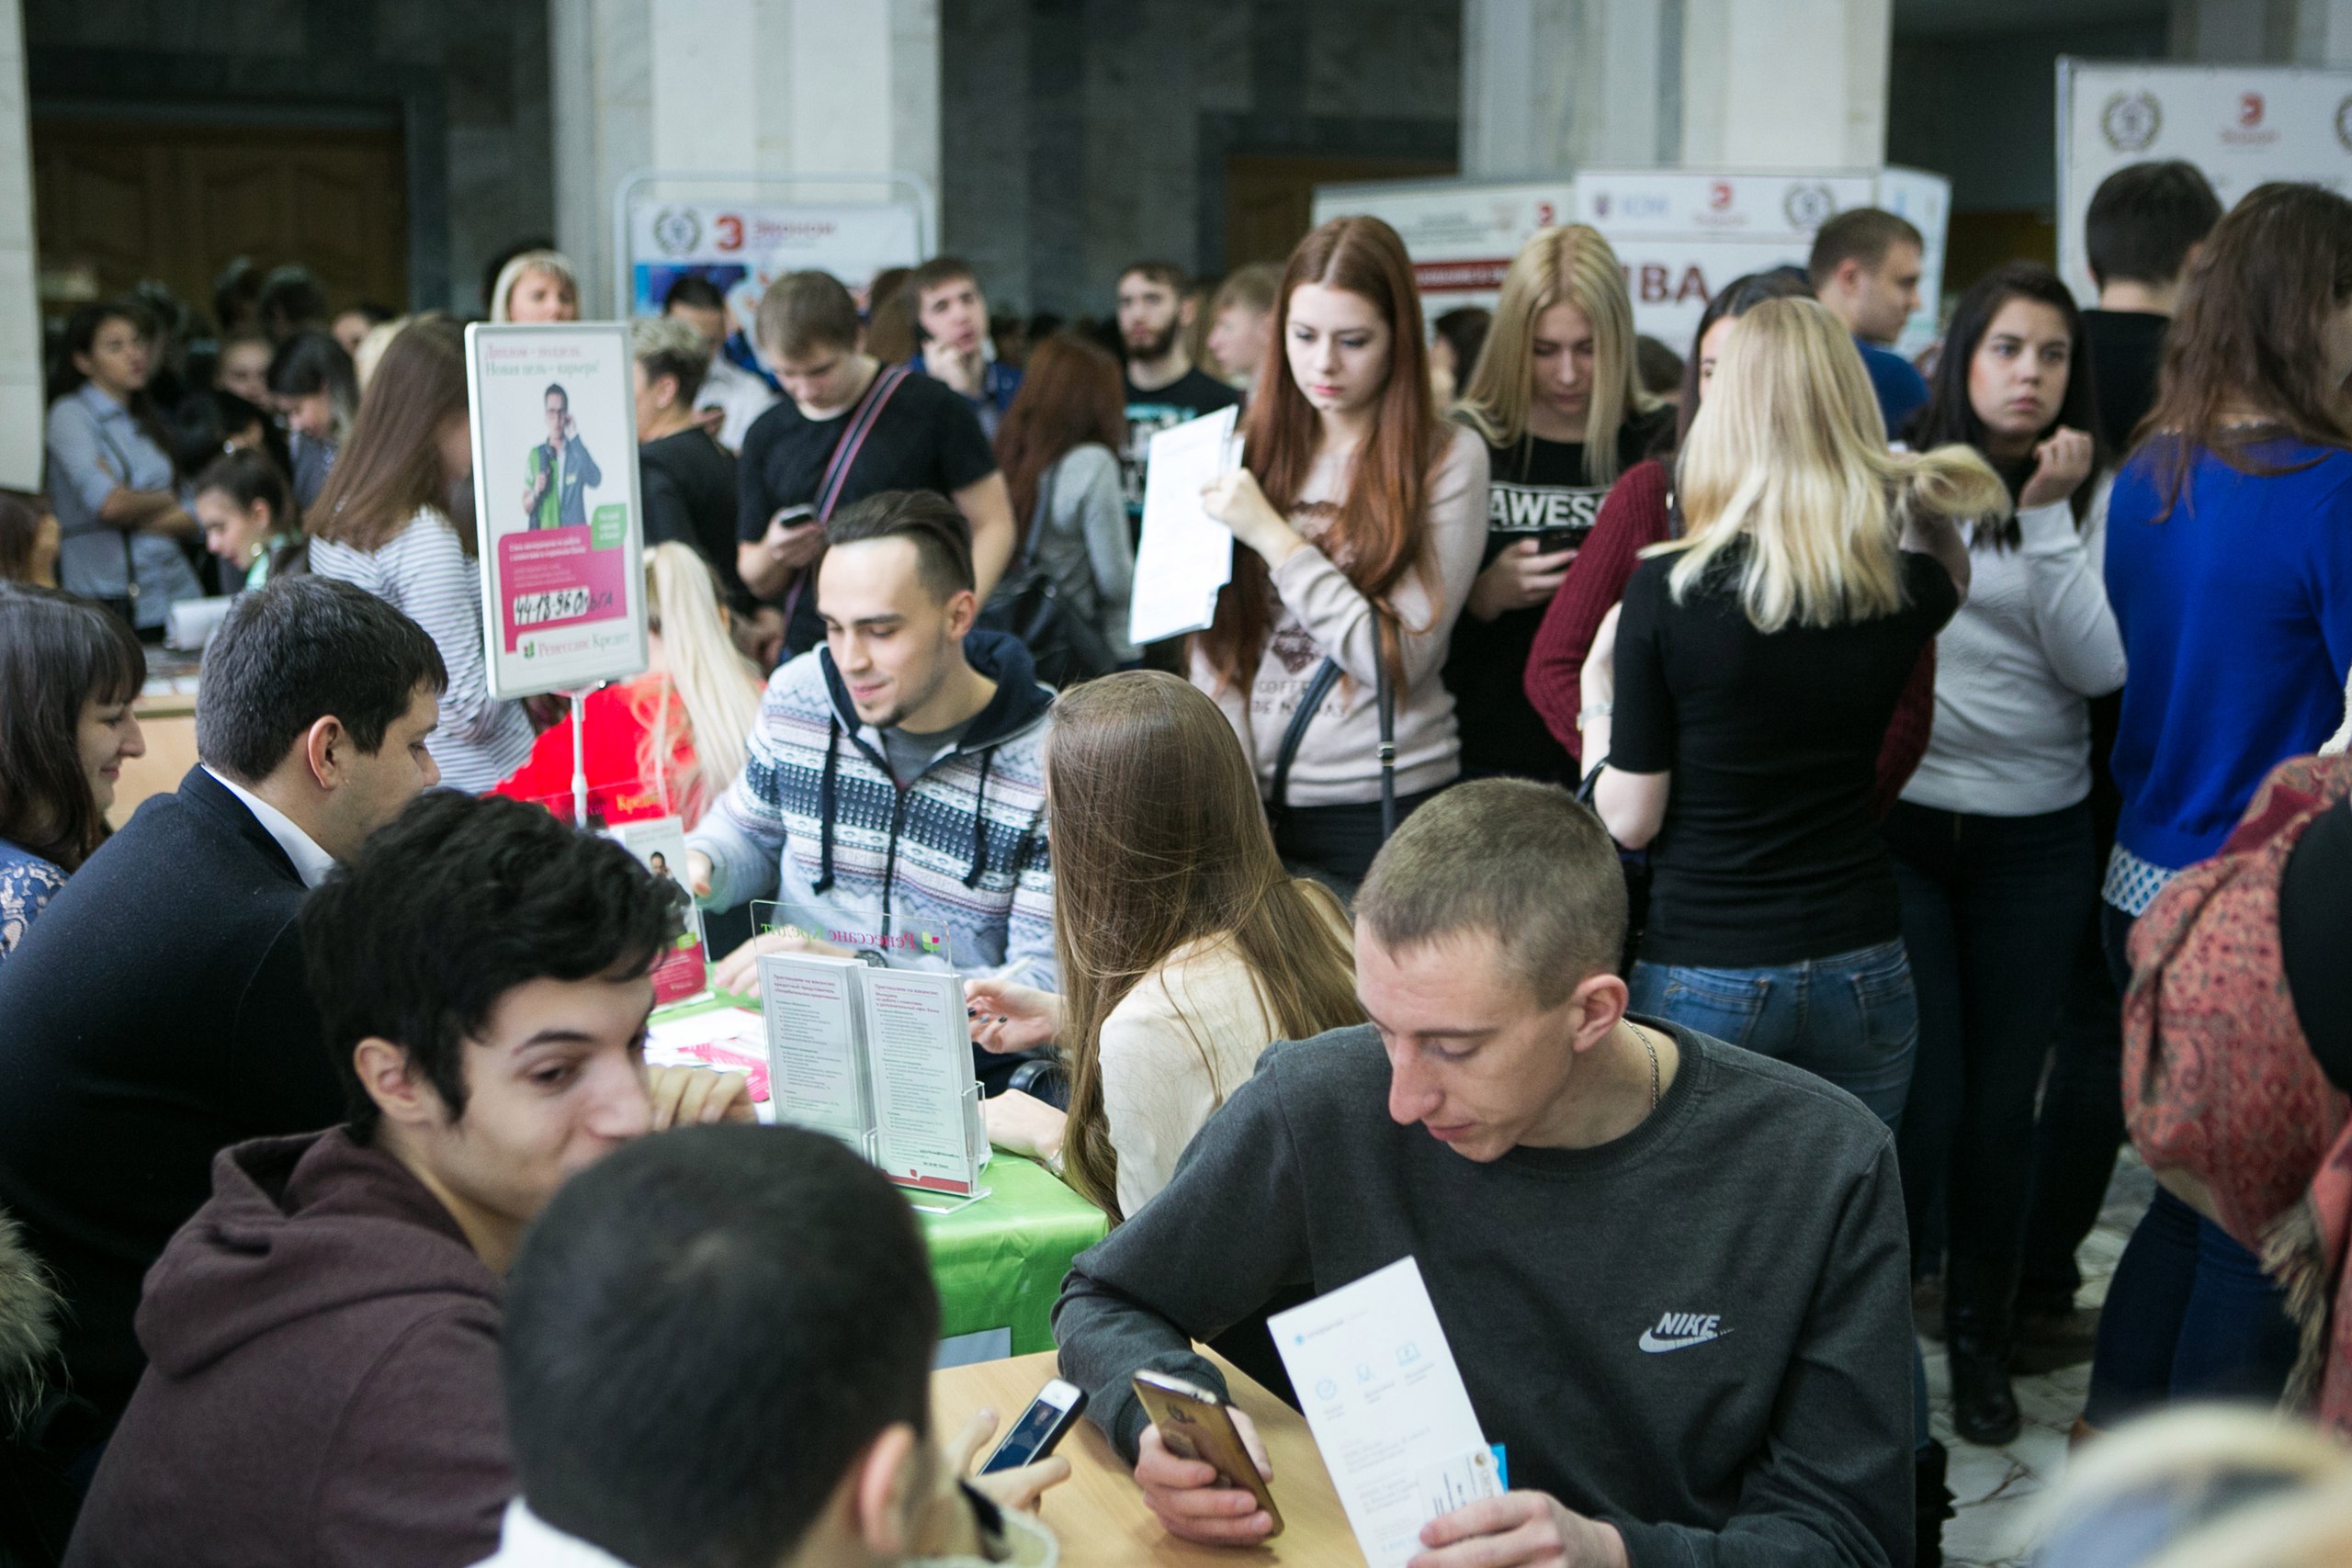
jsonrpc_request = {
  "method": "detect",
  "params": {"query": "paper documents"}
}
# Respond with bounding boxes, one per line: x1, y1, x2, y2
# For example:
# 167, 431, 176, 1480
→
1128, 405, 1241, 645
1270, 1257, 1500, 1568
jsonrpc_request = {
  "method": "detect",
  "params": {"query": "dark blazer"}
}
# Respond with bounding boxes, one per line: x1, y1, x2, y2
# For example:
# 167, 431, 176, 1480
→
0, 767, 342, 1430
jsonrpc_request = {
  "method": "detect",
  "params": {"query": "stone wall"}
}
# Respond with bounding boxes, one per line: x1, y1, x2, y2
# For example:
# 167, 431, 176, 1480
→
941, 0, 1461, 318
25, 0, 553, 312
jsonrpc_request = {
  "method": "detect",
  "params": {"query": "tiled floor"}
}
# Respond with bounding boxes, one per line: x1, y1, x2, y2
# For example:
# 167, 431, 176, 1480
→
1929, 1156, 2154, 1567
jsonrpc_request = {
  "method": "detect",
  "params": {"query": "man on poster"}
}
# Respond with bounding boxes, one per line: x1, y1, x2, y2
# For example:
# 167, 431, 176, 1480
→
523, 382, 604, 529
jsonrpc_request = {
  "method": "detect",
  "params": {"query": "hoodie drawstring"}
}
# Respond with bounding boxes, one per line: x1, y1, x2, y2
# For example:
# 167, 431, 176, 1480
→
964, 748, 994, 888
812, 717, 842, 894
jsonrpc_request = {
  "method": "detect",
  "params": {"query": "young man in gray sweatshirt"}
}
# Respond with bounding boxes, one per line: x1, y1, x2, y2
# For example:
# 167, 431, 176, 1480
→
1052, 780, 1913, 1568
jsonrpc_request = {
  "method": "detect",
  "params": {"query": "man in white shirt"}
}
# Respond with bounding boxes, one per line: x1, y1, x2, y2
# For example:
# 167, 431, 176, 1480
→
666, 273, 776, 453
0, 575, 448, 1439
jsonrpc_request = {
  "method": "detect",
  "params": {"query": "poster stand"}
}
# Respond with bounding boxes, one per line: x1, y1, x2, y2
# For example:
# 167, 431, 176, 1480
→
745, 898, 989, 1201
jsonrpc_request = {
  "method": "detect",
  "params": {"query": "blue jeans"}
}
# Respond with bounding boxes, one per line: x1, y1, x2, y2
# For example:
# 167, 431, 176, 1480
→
1629, 939, 1920, 1129
2086, 1187, 2301, 1427
1631, 939, 1930, 1456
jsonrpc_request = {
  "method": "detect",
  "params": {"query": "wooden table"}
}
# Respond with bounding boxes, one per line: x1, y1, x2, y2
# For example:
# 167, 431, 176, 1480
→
933, 1349, 1359, 1565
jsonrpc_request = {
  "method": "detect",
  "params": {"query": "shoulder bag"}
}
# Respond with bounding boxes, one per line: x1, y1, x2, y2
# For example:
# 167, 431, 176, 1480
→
977, 458, 1117, 690
777, 364, 911, 630
1267, 615, 1397, 841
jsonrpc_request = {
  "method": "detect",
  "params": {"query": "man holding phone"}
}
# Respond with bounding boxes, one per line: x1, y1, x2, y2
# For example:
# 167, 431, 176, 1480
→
1053, 780, 1912, 1568
735, 269, 1018, 661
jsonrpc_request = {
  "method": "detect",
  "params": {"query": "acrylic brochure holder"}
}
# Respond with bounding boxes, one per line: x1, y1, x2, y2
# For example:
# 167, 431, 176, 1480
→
748, 899, 989, 1201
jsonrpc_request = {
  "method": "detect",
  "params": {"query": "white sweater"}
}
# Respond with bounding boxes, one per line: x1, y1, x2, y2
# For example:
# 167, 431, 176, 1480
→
311, 512, 537, 795
1899, 492, 2127, 818
1192, 423, 1489, 807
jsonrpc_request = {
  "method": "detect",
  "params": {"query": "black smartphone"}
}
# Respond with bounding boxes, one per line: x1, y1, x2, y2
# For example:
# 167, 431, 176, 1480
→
1532, 524, 1593, 555
978, 1377, 1088, 1473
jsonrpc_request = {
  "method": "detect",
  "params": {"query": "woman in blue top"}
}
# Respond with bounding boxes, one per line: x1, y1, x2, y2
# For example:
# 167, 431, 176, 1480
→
44, 301, 202, 634
0, 585, 147, 960
2088, 181, 2352, 1434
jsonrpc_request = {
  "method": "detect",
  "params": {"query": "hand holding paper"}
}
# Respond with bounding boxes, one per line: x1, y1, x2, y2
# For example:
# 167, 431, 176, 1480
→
1128, 407, 1241, 646
1200, 467, 1303, 566
1271, 1257, 1504, 1568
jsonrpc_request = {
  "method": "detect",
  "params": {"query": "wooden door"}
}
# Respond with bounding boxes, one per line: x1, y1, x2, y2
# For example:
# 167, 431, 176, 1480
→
33, 118, 408, 321
1225, 152, 1457, 269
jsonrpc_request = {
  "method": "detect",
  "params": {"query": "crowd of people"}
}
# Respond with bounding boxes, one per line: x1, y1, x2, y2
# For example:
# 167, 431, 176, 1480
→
1, 158, 2349, 1568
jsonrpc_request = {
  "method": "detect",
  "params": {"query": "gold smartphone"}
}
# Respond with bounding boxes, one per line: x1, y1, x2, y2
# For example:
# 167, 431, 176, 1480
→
1130, 1369, 1284, 1537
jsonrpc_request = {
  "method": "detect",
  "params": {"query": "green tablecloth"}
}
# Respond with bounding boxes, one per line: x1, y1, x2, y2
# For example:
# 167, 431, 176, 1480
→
922, 1153, 1108, 1354
650, 995, 1105, 1355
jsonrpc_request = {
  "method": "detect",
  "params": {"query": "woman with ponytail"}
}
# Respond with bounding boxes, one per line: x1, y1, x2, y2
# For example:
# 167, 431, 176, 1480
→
495, 542, 763, 827
1192, 216, 1489, 893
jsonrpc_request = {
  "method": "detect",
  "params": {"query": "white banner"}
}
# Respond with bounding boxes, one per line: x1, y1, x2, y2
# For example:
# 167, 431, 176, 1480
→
1312, 167, 1949, 361
1577, 167, 1949, 356
2057, 59, 2352, 305
623, 199, 926, 338
1309, 178, 1575, 314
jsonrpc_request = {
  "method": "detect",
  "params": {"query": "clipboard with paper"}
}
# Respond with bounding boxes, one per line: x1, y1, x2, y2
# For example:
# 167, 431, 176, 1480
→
1127, 405, 1243, 646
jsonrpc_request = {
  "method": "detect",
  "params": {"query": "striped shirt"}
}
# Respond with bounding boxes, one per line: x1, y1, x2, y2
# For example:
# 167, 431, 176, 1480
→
311, 512, 537, 795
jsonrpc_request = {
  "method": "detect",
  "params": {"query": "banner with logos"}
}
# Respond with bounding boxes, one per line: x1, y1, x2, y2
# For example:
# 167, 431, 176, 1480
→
1311, 168, 1948, 360
1307, 178, 1576, 314
2058, 60, 2352, 305
1577, 167, 1949, 357
621, 198, 926, 342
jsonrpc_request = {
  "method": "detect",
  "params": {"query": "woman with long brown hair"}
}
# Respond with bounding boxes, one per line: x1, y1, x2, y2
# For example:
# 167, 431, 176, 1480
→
309, 315, 537, 794
991, 333, 1137, 660
1193, 216, 1489, 892
2078, 180, 2352, 1438
967, 671, 1360, 1221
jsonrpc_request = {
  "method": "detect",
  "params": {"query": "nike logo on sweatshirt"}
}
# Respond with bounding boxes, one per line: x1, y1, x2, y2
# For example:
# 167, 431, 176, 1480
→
1638, 1312, 1727, 1353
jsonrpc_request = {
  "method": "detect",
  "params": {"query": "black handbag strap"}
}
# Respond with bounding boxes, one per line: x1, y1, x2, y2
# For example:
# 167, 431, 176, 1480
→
1270, 610, 1398, 840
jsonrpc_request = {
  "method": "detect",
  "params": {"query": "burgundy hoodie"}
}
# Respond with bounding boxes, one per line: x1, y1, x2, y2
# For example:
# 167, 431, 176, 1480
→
64, 1129, 510, 1568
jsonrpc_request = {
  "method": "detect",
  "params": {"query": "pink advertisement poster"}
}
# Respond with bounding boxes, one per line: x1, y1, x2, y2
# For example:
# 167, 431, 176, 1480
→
467, 322, 648, 697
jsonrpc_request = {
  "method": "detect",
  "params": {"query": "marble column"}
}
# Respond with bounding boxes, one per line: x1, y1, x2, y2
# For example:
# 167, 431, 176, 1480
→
551, 0, 940, 314
1461, 0, 1890, 176
0, 0, 37, 490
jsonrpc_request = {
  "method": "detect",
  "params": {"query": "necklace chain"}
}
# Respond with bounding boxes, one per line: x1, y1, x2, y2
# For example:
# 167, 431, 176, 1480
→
1629, 1021, 1661, 1111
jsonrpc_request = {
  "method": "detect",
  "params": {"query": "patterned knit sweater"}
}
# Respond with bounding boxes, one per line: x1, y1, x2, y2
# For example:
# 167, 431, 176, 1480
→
689, 630, 1057, 985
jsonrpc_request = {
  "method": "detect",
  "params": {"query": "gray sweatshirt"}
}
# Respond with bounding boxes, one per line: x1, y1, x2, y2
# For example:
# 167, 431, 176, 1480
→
1051, 1021, 1910, 1568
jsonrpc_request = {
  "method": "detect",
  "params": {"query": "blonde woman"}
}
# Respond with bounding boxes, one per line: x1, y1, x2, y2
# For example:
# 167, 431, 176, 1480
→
495, 542, 763, 827
1590, 297, 1984, 1126
1449, 226, 1671, 783
966, 671, 1362, 1222
490, 250, 582, 323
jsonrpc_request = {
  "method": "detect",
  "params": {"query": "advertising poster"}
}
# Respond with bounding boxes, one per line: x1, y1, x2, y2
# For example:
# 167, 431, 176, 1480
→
466, 322, 649, 699
609, 816, 707, 1005
623, 200, 926, 338
1577, 167, 1949, 356
2057, 60, 2352, 305
1308, 178, 1576, 312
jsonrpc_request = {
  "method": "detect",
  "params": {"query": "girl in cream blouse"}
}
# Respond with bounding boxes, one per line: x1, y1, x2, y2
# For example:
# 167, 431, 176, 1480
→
968, 672, 1360, 1222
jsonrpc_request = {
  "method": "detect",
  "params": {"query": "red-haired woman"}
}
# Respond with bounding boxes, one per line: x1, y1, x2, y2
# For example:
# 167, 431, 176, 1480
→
1194, 217, 1490, 893
992, 333, 1136, 661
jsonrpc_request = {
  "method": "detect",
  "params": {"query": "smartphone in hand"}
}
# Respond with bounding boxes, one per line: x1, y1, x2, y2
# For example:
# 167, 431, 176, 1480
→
1131, 1370, 1283, 1535
979, 1378, 1088, 1474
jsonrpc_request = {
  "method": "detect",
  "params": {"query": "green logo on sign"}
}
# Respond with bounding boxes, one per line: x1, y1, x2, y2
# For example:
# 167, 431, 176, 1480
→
591, 504, 628, 549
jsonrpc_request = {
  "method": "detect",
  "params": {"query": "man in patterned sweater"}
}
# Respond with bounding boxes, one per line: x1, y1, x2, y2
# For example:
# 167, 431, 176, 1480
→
688, 490, 1055, 1087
